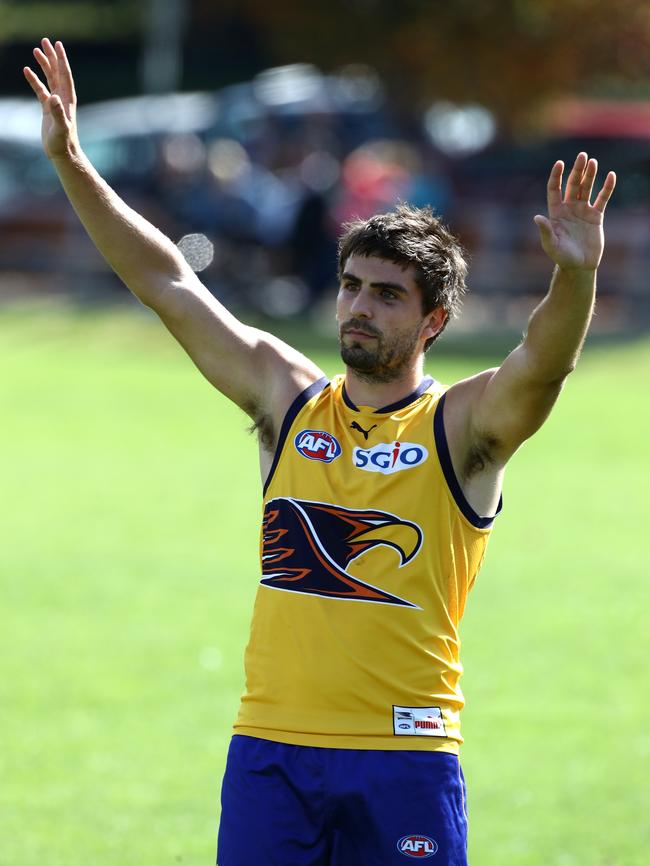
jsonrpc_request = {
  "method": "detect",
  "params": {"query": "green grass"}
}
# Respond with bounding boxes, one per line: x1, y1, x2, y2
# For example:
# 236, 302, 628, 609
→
1, 302, 648, 865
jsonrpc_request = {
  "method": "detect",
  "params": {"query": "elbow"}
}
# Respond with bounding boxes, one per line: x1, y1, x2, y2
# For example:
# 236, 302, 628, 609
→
130, 270, 190, 319
546, 363, 575, 387
523, 351, 578, 388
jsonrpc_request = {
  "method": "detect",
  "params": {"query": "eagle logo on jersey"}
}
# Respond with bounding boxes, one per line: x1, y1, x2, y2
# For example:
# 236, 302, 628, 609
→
261, 497, 422, 607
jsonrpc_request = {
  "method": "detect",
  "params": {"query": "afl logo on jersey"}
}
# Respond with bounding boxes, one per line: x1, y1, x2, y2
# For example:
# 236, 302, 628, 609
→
397, 834, 438, 858
295, 429, 342, 463
353, 441, 428, 475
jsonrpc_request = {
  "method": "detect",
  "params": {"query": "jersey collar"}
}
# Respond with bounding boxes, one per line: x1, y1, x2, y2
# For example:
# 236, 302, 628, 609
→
342, 375, 436, 414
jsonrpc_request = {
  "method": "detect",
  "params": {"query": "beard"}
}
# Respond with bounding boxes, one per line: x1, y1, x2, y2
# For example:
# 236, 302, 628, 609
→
338, 318, 422, 384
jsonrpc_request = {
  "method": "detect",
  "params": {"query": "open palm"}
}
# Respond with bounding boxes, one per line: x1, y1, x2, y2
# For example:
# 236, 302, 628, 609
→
23, 38, 78, 160
534, 153, 616, 271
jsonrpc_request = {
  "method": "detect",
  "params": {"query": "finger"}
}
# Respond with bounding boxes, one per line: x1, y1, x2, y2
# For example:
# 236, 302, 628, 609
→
579, 157, 598, 204
33, 47, 56, 92
55, 40, 77, 103
42, 36, 58, 62
547, 160, 564, 208
23, 66, 51, 105
565, 152, 588, 201
33, 46, 52, 75
41, 37, 59, 90
592, 171, 617, 213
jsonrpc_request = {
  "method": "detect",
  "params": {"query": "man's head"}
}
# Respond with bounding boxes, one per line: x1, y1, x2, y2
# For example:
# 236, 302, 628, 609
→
335, 204, 467, 383
337, 203, 467, 353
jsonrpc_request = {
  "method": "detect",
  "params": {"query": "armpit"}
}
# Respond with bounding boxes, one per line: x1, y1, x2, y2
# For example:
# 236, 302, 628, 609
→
248, 411, 276, 453
463, 436, 500, 480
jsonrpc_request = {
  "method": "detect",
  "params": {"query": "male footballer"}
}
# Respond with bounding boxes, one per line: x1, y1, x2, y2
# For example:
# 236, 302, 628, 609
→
25, 38, 615, 866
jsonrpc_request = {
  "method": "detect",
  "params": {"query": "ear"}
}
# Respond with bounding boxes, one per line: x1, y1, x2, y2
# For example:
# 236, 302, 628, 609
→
421, 307, 447, 343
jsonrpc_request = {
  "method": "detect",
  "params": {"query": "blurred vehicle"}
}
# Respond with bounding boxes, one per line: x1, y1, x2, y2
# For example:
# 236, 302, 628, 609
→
0, 98, 43, 145
0, 131, 68, 275
2, 84, 648, 331
0, 100, 87, 285
0, 65, 405, 309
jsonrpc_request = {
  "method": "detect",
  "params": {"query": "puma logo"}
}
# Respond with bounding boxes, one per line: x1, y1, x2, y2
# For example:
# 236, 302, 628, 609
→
350, 421, 378, 440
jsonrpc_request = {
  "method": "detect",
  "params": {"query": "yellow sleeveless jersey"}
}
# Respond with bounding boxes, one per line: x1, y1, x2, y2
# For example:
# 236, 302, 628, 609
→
234, 374, 500, 753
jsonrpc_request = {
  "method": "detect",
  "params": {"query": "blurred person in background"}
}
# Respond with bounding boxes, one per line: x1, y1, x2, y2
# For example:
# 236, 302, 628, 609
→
25, 38, 615, 866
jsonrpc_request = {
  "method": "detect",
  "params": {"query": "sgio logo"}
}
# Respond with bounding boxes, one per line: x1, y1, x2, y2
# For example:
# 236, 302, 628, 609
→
397, 834, 438, 858
353, 441, 428, 475
294, 429, 341, 463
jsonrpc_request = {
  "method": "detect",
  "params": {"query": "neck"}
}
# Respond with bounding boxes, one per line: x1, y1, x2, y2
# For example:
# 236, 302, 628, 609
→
343, 361, 426, 409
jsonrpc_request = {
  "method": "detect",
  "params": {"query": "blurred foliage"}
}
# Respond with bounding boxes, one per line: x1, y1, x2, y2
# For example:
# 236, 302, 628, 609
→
4, 0, 650, 127
218, 0, 650, 131
1, 0, 141, 40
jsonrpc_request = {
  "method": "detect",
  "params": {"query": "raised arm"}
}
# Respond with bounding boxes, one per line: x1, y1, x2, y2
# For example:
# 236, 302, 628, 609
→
443, 153, 616, 514
23, 39, 323, 439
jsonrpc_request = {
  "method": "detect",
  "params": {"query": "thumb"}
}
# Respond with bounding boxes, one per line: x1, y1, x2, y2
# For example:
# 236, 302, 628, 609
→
48, 94, 68, 124
533, 214, 554, 248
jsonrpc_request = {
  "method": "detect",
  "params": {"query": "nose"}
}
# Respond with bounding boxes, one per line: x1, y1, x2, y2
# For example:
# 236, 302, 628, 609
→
349, 286, 373, 319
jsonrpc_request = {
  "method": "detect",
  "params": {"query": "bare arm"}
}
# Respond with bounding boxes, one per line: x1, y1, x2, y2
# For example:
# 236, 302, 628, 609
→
465, 261, 597, 463
24, 39, 323, 430
444, 153, 616, 512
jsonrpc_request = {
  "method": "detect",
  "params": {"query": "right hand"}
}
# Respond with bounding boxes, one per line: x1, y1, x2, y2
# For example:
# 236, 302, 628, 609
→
23, 38, 79, 160
533, 153, 616, 273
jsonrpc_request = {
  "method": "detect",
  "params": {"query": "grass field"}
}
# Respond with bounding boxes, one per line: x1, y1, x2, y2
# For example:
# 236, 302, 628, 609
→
1, 301, 648, 865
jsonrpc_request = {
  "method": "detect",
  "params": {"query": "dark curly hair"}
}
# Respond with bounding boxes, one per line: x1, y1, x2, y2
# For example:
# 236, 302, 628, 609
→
337, 203, 468, 350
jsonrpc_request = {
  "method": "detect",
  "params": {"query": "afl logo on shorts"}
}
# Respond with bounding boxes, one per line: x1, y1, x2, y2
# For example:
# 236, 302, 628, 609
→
397, 834, 438, 858
294, 429, 342, 463
353, 441, 428, 475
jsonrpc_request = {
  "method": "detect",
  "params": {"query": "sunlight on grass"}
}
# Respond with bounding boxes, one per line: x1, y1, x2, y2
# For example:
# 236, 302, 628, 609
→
1, 304, 647, 865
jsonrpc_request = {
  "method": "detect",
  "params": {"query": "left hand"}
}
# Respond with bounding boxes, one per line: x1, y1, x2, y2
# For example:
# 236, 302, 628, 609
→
534, 152, 616, 271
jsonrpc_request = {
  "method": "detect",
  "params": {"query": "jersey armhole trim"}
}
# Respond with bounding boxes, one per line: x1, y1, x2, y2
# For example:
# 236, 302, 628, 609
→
262, 376, 330, 496
433, 393, 502, 529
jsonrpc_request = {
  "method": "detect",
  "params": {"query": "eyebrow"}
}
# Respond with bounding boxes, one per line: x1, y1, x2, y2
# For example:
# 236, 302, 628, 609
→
341, 272, 408, 295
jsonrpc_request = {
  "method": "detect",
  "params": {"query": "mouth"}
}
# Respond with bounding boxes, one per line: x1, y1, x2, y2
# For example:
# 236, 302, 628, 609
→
344, 328, 377, 339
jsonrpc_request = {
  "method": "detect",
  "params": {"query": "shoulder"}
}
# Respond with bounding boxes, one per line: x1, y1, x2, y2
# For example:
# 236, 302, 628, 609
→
437, 368, 502, 475
441, 369, 497, 431
255, 351, 328, 455
257, 364, 330, 488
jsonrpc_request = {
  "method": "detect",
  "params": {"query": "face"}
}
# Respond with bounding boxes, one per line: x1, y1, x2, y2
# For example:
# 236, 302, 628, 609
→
336, 255, 444, 383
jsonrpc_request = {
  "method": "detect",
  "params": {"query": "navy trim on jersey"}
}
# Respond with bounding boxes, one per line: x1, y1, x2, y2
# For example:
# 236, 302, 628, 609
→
263, 377, 330, 496
433, 393, 502, 529
342, 375, 437, 414
342, 383, 358, 411
377, 375, 436, 413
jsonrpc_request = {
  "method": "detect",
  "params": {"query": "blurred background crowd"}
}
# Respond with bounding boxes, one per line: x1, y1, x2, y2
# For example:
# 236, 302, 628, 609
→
1, 0, 649, 333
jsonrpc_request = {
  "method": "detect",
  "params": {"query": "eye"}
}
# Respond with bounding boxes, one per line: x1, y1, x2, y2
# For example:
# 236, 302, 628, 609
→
380, 289, 397, 301
341, 281, 359, 292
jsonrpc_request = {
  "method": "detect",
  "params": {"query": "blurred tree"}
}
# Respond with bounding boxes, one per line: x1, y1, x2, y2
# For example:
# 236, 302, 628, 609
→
141, 0, 187, 93
0, 0, 143, 100
1, 0, 140, 40
4, 0, 650, 125
184, 0, 272, 88
232, 0, 650, 132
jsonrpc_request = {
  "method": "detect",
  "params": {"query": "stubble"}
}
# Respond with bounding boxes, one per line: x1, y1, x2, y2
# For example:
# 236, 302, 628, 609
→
339, 319, 422, 384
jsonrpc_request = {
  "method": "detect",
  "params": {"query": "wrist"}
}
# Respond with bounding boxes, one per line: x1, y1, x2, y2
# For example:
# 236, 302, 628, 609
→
555, 263, 597, 275
50, 137, 82, 165
551, 264, 597, 292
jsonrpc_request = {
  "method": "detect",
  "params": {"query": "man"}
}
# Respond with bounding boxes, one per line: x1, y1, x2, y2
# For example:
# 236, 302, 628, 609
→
25, 39, 615, 866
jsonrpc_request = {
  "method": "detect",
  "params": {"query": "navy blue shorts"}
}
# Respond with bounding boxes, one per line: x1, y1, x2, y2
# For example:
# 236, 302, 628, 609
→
216, 735, 468, 866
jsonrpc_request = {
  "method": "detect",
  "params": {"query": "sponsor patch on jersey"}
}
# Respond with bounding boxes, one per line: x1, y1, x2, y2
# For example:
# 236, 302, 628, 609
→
294, 429, 342, 463
397, 834, 439, 858
393, 706, 446, 737
353, 441, 428, 475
